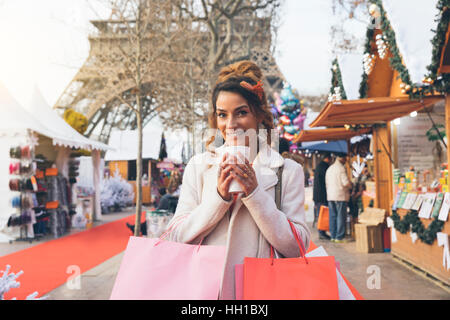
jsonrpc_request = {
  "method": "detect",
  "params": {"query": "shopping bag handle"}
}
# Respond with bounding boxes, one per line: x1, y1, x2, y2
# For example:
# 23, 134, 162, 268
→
155, 215, 204, 252
154, 214, 188, 246
270, 219, 308, 265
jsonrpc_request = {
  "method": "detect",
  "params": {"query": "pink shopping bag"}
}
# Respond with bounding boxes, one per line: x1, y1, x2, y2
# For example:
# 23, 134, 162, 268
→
110, 236, 226, 300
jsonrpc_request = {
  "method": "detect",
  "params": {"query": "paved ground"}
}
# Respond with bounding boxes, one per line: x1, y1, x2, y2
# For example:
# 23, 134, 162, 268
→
2, 189, 449, 300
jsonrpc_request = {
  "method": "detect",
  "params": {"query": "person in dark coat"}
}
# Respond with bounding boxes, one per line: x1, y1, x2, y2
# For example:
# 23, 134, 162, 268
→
313, 153, 332, 240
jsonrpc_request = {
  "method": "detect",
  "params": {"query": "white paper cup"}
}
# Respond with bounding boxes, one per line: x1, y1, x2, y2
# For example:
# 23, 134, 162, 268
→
219, 146, 250, 194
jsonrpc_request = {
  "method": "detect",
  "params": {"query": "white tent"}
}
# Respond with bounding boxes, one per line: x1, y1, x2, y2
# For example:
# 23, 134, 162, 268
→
105, 127, 186, 164
0, 82, 111, 242
24, 86, 110, 152
0, 83, 54, 138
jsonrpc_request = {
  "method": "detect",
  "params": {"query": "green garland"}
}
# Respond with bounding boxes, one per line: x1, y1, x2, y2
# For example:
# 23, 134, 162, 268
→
425, 0, 450, 96
330, 58, 348, 100
391, 209, 445, 245
359, 26, 374, 98
360, 0, 450, 99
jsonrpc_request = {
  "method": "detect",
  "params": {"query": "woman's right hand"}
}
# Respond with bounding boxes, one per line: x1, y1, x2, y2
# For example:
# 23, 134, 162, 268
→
217, 153, 234, 201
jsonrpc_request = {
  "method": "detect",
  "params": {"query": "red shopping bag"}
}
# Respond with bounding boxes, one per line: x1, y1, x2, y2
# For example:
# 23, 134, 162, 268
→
242, 220, 339, 300
110, 218, 226, 300
236, 241, 363, 300
317, 205, 329, 231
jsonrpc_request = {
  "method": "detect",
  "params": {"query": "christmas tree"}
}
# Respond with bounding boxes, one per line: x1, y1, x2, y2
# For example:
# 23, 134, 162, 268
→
100, 168, 135, 212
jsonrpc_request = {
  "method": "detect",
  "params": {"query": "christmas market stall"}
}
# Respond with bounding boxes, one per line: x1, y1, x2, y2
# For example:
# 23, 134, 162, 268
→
104, 128, 185, 208
0, 84, 111, 243
308, 0, 449, 285
376, 0, 450, 287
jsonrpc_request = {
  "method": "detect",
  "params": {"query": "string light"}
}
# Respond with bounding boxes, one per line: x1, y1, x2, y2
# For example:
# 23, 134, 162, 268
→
328, 86, 342, 102
363, 53, 376, 75
375, 34, 388, 59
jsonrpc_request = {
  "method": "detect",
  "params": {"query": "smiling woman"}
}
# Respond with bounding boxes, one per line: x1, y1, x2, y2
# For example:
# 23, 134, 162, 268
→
165, 60, 311, 300
208, 61, 274, 151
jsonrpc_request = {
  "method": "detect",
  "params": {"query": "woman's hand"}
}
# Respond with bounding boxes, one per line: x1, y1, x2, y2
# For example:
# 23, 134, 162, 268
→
230, 152, 258, 197
217, 153, 234, 201
218, 152, 258, 198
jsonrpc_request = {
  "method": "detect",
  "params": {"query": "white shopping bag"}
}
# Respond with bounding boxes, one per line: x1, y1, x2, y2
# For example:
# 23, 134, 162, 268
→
306, 246, 356, 300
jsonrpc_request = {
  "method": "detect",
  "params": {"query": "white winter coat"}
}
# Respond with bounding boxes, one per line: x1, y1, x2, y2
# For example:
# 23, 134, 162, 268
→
166, 144, 311, 299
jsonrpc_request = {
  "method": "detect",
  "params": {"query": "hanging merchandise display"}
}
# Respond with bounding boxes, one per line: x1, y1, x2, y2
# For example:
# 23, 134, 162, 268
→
6, 137, 38, 242
6, 139, 74, 241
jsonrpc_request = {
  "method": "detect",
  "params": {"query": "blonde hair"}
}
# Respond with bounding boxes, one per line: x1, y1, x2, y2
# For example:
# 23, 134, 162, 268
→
207, 60, 274, 149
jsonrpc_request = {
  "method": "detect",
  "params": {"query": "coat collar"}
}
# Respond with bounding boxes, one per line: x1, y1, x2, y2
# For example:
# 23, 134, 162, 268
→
252, 144, 284, 191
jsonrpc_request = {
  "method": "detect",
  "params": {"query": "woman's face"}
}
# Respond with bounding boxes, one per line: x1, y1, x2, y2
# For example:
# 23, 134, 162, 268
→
215, 91, 259, 146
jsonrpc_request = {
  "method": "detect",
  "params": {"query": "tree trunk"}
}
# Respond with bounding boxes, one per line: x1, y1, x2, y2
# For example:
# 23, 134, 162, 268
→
134, 105, 143, 236
134, 7, 143, 237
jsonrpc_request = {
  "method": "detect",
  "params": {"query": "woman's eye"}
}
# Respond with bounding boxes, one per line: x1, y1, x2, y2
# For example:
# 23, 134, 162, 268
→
217, 113, 226, 118
238, 110, 248, 116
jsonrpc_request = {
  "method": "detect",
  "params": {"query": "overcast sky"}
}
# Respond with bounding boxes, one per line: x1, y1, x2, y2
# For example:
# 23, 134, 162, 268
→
0, 0, 352, 108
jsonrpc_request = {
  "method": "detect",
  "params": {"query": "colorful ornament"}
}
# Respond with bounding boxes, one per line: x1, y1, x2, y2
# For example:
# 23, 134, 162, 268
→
283, 132, 294, 141
292, 112, 307, 130
289, 144, 298, 152
279, 115, 291, 125
284, 125, 299, 135
273, 92, 283, 108
279, 84, 300, 113
270, 105, 280, 118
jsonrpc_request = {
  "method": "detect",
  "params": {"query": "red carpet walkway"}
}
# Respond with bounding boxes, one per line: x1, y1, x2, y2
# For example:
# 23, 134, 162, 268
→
0, 214, 137, 300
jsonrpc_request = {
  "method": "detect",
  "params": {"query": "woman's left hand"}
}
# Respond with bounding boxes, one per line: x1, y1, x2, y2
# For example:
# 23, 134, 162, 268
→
224, 152, 258, 197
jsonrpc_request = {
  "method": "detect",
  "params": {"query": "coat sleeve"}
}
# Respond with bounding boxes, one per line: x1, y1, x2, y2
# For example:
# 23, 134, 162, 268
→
241, 159, 311, 258
165, 156, 232, 244
340, 166, 351, 188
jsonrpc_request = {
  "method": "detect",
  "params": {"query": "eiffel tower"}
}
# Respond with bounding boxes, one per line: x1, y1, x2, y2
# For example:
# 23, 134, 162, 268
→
53, 14, 287, 144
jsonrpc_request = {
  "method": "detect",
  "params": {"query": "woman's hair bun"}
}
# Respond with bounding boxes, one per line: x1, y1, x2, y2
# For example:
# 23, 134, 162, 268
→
217, 60, 263, 84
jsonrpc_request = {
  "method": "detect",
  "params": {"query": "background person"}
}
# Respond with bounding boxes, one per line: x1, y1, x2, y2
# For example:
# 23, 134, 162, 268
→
312, 152, 332, 240
325, 155, 352, 243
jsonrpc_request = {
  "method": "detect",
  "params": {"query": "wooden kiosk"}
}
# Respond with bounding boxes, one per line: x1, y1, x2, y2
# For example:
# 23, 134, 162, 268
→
307, 1, 450, 286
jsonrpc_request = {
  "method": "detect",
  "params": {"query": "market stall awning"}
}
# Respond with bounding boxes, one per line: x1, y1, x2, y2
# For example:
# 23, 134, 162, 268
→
293, 127, 371, 143
299, 140, 348, 154
309, 96, 443, 128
